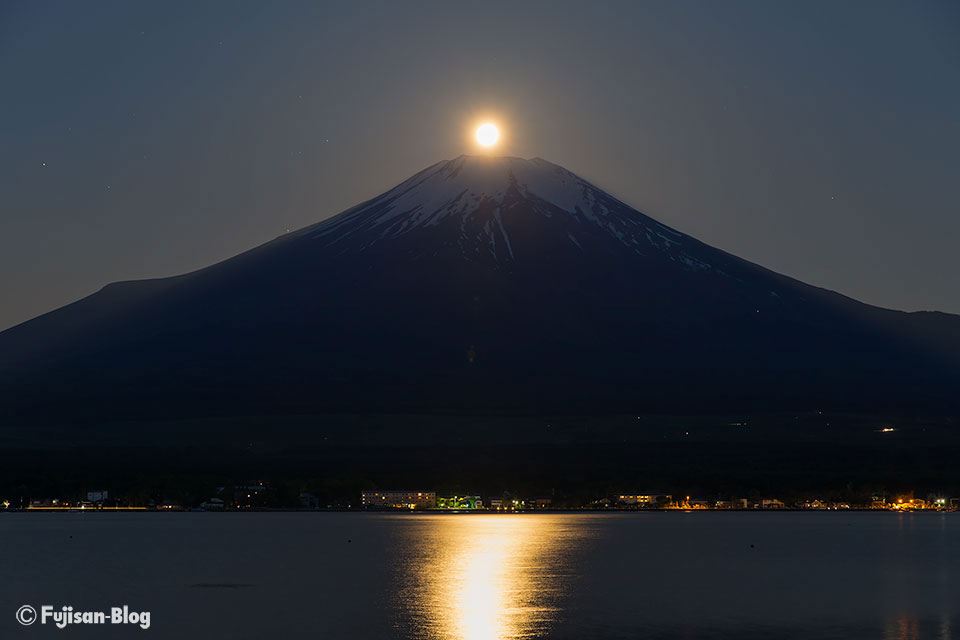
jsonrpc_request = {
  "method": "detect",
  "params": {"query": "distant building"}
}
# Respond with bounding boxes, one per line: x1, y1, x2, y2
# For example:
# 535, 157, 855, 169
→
200, 498, 225, 510
760, 499, 785, 509
488, 492, 525, 510
361, 490, 436, 509
87, 490, 109, 502
299, 492, 320, 509
617, 493, 671, 506
530, 497, 552, 510
29, 499, 64, 508
892, 496, 926, 510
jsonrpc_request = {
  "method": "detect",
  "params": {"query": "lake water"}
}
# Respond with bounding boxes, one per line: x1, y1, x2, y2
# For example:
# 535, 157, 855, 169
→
0, 512, 956, 639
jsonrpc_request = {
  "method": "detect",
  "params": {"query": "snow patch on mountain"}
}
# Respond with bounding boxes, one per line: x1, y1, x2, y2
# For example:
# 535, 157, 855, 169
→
300, 155, 711, 269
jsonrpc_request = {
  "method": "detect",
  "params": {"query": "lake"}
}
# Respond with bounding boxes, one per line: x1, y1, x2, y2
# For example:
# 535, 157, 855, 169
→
1, 512, 956, 639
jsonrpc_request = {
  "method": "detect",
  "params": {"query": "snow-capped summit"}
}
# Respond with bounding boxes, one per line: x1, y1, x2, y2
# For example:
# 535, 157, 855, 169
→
294, 155, 701, 267
1, 155, 958, 423
365, 155, 609, 226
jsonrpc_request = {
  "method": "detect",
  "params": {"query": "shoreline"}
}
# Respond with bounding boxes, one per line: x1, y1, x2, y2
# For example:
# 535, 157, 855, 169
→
3, 508, 957, 515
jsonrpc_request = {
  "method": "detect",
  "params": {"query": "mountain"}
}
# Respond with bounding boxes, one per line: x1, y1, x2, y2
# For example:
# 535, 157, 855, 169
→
1, 155, 958, 424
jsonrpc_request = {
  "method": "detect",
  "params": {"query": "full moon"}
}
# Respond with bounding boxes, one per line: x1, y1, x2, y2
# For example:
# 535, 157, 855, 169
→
476, 123, 499, 147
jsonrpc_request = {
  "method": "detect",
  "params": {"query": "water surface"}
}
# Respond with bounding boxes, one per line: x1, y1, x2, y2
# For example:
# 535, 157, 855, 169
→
0, 512, 955, 639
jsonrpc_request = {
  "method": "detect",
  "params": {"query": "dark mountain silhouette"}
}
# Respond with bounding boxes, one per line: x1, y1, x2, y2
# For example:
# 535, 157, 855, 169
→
1, 155, 958, 425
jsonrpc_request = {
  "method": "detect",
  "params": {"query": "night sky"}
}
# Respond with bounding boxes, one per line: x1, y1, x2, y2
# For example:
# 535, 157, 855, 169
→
2, 1, 958, 331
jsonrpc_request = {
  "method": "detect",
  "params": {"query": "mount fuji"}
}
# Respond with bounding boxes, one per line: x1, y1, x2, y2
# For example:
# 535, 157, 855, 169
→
1, 155, 958, 423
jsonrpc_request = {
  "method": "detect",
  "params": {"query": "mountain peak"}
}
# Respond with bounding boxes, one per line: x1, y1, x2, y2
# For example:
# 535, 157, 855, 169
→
295, 155, 693, 265
416, 154, 581, 204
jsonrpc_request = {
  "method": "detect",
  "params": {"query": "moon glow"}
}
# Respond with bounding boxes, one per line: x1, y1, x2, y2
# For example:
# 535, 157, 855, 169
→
476, 123, 499, 147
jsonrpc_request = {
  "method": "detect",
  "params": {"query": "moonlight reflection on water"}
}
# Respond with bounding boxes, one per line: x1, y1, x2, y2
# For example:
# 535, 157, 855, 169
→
396, 515, 588, 640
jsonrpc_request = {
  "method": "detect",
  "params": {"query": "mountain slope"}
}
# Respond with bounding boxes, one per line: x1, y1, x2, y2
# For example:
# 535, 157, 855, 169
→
1, 155, 958, 423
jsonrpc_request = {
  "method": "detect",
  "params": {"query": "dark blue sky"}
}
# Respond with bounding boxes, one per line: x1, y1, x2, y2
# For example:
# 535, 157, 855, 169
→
2, 1, 958, 330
